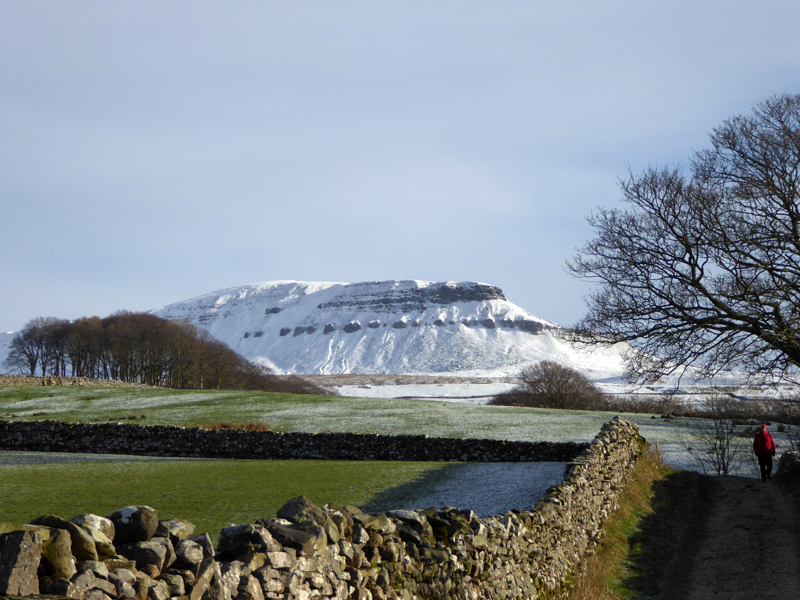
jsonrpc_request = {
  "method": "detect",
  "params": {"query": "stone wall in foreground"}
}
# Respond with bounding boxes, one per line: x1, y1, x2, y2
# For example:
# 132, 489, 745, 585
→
0, 417, 643, 600
0, 420, 585, 463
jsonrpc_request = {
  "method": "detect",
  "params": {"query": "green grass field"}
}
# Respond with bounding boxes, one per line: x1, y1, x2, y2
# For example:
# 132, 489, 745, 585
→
0, 452, 449, 540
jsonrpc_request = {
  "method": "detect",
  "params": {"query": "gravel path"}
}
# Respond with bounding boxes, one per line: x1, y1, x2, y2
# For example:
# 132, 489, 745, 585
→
679, 475, 800, 600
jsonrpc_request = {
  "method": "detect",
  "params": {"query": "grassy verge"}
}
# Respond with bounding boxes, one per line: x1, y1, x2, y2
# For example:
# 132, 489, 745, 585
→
567, 446, 708, 600
0, 455, 448, 542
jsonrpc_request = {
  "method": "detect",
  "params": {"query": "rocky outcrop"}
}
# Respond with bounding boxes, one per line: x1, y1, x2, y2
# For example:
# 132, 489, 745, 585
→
342, 321, 362, 333
0, 418, 643, 600
316, 281, 506, 313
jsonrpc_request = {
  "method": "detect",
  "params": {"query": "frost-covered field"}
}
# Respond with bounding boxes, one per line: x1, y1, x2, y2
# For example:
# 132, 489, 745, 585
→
0, 383, 738, 471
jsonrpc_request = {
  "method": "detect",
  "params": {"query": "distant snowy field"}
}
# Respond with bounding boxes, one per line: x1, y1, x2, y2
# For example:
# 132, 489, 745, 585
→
334, 379, 800, 406
335, 382, 516, 403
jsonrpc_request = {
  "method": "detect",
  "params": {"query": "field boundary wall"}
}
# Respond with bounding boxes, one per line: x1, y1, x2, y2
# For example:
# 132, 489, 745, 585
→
0, 417, 643, 600
0, 420, 585, 462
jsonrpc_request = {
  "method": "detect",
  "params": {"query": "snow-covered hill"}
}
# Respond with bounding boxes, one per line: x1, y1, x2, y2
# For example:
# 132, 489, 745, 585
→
150, 279, 631, 380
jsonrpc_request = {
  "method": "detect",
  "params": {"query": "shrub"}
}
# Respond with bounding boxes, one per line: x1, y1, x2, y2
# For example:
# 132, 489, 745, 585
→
491, 361, 608, 410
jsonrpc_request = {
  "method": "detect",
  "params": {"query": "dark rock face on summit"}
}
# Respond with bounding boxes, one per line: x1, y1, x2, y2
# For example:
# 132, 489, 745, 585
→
316, 282, 506, 313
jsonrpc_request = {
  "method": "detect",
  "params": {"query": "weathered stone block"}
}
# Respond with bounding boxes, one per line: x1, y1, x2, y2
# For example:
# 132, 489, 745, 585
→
39, 575, 82, 598
108, 506, 159, 545
31, 514, 99, 562
155, 518, 195, 542
257, 520, 318, 557
71, 513, 116, 541
175, 538, 205, 566
117, 540, 168, 574
217, 524, 280, 558
0, 529, 42, 596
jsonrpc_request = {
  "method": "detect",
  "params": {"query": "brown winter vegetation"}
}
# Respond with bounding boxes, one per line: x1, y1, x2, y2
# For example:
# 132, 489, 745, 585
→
201, 421, 270, 432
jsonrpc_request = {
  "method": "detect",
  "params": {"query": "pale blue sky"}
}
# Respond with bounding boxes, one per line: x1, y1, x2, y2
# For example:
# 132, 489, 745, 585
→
2, 1, 799, 332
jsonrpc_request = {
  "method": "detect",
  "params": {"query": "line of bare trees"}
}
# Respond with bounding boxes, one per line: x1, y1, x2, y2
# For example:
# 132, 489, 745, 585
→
3, 312, 326, 394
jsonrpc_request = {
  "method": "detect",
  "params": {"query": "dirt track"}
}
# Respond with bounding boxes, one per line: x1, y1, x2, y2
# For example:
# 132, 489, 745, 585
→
676, 474, 800, 600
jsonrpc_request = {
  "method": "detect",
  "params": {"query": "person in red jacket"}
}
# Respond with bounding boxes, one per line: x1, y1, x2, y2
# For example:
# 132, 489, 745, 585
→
753, 424, 777, 482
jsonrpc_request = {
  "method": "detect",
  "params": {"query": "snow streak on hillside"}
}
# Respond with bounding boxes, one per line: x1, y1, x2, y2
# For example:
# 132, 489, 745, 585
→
151, 280, 630, 379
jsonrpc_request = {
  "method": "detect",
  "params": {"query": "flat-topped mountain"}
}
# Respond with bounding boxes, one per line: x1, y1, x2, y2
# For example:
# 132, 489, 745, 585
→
151, 279, 628, 379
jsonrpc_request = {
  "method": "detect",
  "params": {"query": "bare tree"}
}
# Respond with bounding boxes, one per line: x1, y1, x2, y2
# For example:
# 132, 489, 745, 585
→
568, 93, 800, 383
684, 393, 749, 476
3, 317, 68, 376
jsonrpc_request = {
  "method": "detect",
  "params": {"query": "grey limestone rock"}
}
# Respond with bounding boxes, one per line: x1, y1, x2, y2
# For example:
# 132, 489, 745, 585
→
40, 527, 77, 580
258, 520, 319, 557
39, 575, 82, 598
108, 570, 137, 598
353, 513, 395, 535
343, 320, 362, 333
71, 514, 115, 541
515, 318, 544, 333
158, 571, 186, 596
0, 530, 42, 596
76, 559, 109, 579
266, 550, 297, 570
238, 573, 266, 600
30, 514, 99, 562
188, 532, 215, 558
116, 540, 168, 574
386, 510, 428, 534
276, 496, 327, 526
155, 518, 195, 542
148, 536, 176, 569
108, 506, 159, 545
219, 560, 244, 596
144, 578, 170, 600
217, 524, 280, 558
188, 557, 217, 600
175, 539, 205, 566
77, 523, 116, 559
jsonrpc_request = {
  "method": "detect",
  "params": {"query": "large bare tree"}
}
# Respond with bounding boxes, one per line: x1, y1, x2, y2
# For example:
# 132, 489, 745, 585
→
568, 94, 800, 383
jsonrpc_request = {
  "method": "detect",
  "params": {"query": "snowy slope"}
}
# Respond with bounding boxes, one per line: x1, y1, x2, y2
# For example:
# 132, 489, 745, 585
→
150, 279, 631, 379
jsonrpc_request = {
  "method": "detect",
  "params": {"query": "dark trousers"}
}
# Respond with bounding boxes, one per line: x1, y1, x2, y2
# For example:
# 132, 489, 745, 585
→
758, 455, 773, 481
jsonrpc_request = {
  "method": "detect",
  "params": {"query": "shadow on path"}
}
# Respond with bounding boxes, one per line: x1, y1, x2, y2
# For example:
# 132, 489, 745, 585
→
622, 470, 800, 600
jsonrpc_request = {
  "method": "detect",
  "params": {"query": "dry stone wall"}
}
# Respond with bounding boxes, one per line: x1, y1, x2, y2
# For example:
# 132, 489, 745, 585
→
0, 376, 153, 389
0, 417, 643, 600
0, 421, 584, 463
